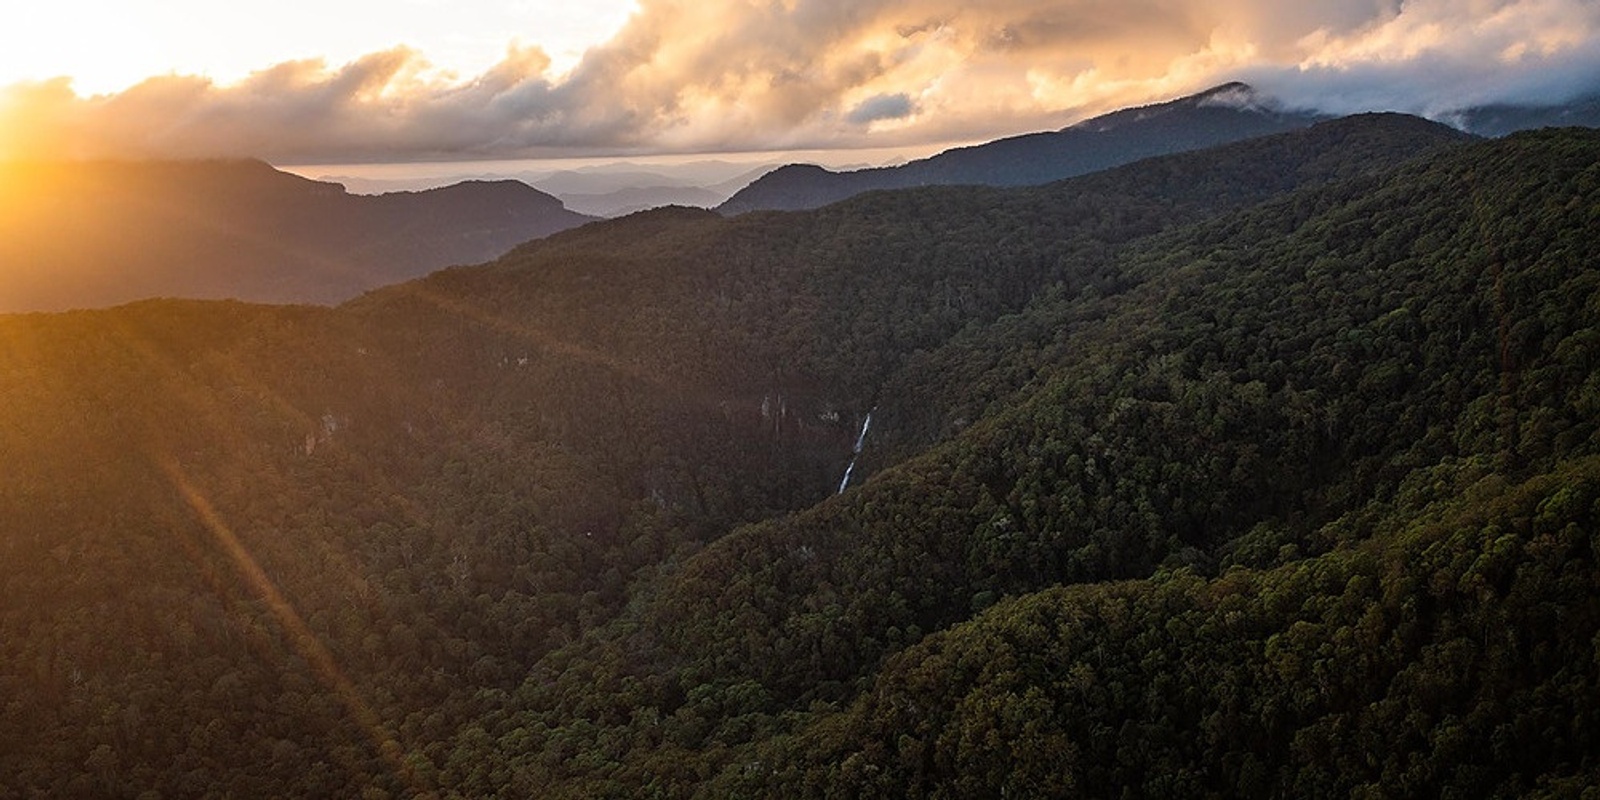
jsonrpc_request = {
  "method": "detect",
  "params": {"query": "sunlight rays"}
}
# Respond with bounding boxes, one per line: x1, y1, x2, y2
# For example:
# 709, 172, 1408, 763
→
93, 170, 396, 293
162, 461, 435, 797
60, 307, 446, 793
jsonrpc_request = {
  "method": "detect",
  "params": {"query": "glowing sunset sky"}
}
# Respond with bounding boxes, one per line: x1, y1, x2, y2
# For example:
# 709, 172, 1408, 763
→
2, 0, 1597, 163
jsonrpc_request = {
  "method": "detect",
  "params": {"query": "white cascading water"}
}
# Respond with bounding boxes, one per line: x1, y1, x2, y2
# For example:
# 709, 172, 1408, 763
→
837, 410, 874, 494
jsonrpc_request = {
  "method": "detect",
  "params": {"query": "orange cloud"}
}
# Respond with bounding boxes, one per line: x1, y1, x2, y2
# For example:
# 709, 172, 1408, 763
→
2, 0, 1596, 162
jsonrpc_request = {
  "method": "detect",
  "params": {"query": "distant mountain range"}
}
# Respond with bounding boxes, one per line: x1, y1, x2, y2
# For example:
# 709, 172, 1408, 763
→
1450, 93, 1600, 137
315, 162, 775, 218
557, 185, 725, 218
547, 167, 769, 217
717, 83, 1327, 214
8, 83, 1596, 314
715, 82, 1600, 215
0, 159, 594, 312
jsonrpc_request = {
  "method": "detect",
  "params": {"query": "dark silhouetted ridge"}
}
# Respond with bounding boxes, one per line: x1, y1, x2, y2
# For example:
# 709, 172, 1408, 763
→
717, 82, 1326, 214
0, 159, 596, 312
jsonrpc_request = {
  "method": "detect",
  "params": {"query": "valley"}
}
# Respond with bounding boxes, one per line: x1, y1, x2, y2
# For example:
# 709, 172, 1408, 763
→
2, 95, 1599, 797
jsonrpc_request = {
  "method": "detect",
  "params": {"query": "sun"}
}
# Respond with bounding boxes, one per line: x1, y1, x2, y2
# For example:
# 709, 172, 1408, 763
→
0, 78, 75, 160
1, 1, 644, 99
0, 3, 174, 96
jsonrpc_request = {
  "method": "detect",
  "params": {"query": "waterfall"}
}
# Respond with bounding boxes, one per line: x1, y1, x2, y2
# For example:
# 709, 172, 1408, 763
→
837, 410, 874, 494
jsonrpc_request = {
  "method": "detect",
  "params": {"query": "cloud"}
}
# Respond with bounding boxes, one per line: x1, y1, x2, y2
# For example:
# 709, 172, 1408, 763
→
3, 0, 1598, 162
847, 93, 918, 125
1246, 0, 1600, 116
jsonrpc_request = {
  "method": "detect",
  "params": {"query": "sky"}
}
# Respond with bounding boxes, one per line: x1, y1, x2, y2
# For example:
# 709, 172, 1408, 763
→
1, 0, 1598, 164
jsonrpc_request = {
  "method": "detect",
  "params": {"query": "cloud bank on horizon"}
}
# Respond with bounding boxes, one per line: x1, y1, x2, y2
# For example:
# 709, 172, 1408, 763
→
3, 0, 1597, 162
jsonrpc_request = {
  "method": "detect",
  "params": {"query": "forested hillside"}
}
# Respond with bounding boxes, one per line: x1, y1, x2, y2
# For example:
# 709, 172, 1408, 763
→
3, 119, 1597, 798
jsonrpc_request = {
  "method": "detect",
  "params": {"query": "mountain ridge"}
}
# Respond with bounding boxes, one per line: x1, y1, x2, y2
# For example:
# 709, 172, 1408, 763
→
467, 126, 1600, 797
2, 119, 1597, 798
716, 82, 1327, 214
0, 158, 595, 312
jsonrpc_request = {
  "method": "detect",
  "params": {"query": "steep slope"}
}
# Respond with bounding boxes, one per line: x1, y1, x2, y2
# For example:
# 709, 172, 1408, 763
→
439, 128, 1600, 797
3, 118, 1564, 798
717, 82, 1324, 214
0, 159, 595, 312
718, 456, 1600, 797
409, 114, 1469, 413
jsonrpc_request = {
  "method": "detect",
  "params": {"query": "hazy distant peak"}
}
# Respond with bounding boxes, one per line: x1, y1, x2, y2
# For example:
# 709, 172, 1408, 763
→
1069, 82, 1281, 132
1444, 93, 1600, 137
767, 163, 838, 177
1194, 82, 1274, 111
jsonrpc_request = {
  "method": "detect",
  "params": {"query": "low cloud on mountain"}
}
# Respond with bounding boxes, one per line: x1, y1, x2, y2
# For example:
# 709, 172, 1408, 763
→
3, 0, 1597, 161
